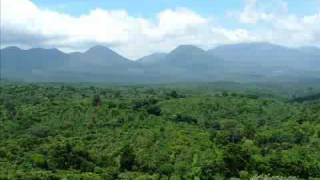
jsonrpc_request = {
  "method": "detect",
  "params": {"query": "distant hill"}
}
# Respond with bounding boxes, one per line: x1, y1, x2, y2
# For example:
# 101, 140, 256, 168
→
165, 45, 221, 67
137, 53, 167, 65
207, 43, 320, 81
1, 43, 319, 83
299, 46, 320, 56
138, 45, 224, 81
1, 45, 143, 82
208, 42, 319, 68
1, 46, 66, 70
1, 47, 67, 80
65, 45, 138, 73
290, 93, 320, 103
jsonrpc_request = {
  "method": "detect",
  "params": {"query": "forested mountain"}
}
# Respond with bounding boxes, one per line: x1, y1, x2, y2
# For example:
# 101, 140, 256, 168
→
299, 46, 320, 56
137, 53, 167, 65
1, 43, 319, 83
1, 46, 143, 82
1, 47, 66, 77
208, 43, 320, 69
206, 43, 320, 82
162, 45, 219, 66
66, 45, 135, 70
63, 45, 142, 78
138, 45, 223, 82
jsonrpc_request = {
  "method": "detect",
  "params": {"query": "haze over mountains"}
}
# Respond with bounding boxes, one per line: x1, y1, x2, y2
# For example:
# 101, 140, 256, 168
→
1, 43, 319, 83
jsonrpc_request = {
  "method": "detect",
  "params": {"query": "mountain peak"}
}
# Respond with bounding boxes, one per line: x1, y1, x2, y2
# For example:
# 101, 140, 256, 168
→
173, 45, 204, 52
83, 45, 132, 64
85, 45, 114, 54
169, 45, 206, 57
2, 46, 21, 51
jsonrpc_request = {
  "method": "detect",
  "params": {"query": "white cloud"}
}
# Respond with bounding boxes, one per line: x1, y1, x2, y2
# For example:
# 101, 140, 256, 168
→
238, 0, 274, 24
1, 0, 319, 59
211, 28, 257, 43
276, 13, 320, 44
0, 0, 257, 59
1, 0, 133, 46
233, 0, 320, 47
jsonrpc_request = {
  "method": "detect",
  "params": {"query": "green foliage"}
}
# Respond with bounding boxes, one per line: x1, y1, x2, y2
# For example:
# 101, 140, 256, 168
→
120, 145, 136, 171
173, 114, 197, 124
146, 105, 161, 116
0, 83, 319, 179
47, 141, 96, 172
31, 153, 47, 169
92, 94, 102, 107
168, 90, 180, 98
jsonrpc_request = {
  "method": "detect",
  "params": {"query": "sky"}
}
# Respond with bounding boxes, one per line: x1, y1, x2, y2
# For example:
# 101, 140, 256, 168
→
1, 0, 320, 59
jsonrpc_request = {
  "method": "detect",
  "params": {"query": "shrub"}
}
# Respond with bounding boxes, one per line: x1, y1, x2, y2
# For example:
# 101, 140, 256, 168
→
92, 95, 102, 107
120, 146, 136, 171
47, 142, 96, 172
147, 105, 161, 116
31, 153, 47, 169
174, 114, 197, 124
159, 163, 174, 176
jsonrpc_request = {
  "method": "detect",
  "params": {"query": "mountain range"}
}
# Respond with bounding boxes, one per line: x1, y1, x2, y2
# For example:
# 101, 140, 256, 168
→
1, 43, 319, 83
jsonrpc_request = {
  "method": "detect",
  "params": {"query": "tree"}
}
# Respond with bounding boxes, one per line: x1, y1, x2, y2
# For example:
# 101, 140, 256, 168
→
174, 114, 197, 124
168, 90, 179, 98
92, 95, 102, 107
120, 145, 136, 171
147, 105, 161, 116
223, 144, 250, 177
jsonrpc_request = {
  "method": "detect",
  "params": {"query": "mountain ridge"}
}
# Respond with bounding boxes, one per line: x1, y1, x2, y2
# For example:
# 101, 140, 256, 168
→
1, 43, 319, 83
2, 43, 319, 61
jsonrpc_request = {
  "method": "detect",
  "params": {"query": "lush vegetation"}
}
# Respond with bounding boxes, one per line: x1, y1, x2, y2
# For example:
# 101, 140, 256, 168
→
0, 83, 320, 179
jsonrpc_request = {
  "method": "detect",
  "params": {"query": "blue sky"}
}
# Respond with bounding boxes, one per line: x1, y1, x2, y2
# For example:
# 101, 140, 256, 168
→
2, 0, 320, 58
31, 0, 243, 17
31, 0, 243, 29
30, 0, 320, 32
31, 0, 319, 18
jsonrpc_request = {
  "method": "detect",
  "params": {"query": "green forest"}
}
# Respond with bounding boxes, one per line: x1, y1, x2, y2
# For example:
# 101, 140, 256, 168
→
1, 82, 320, 179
